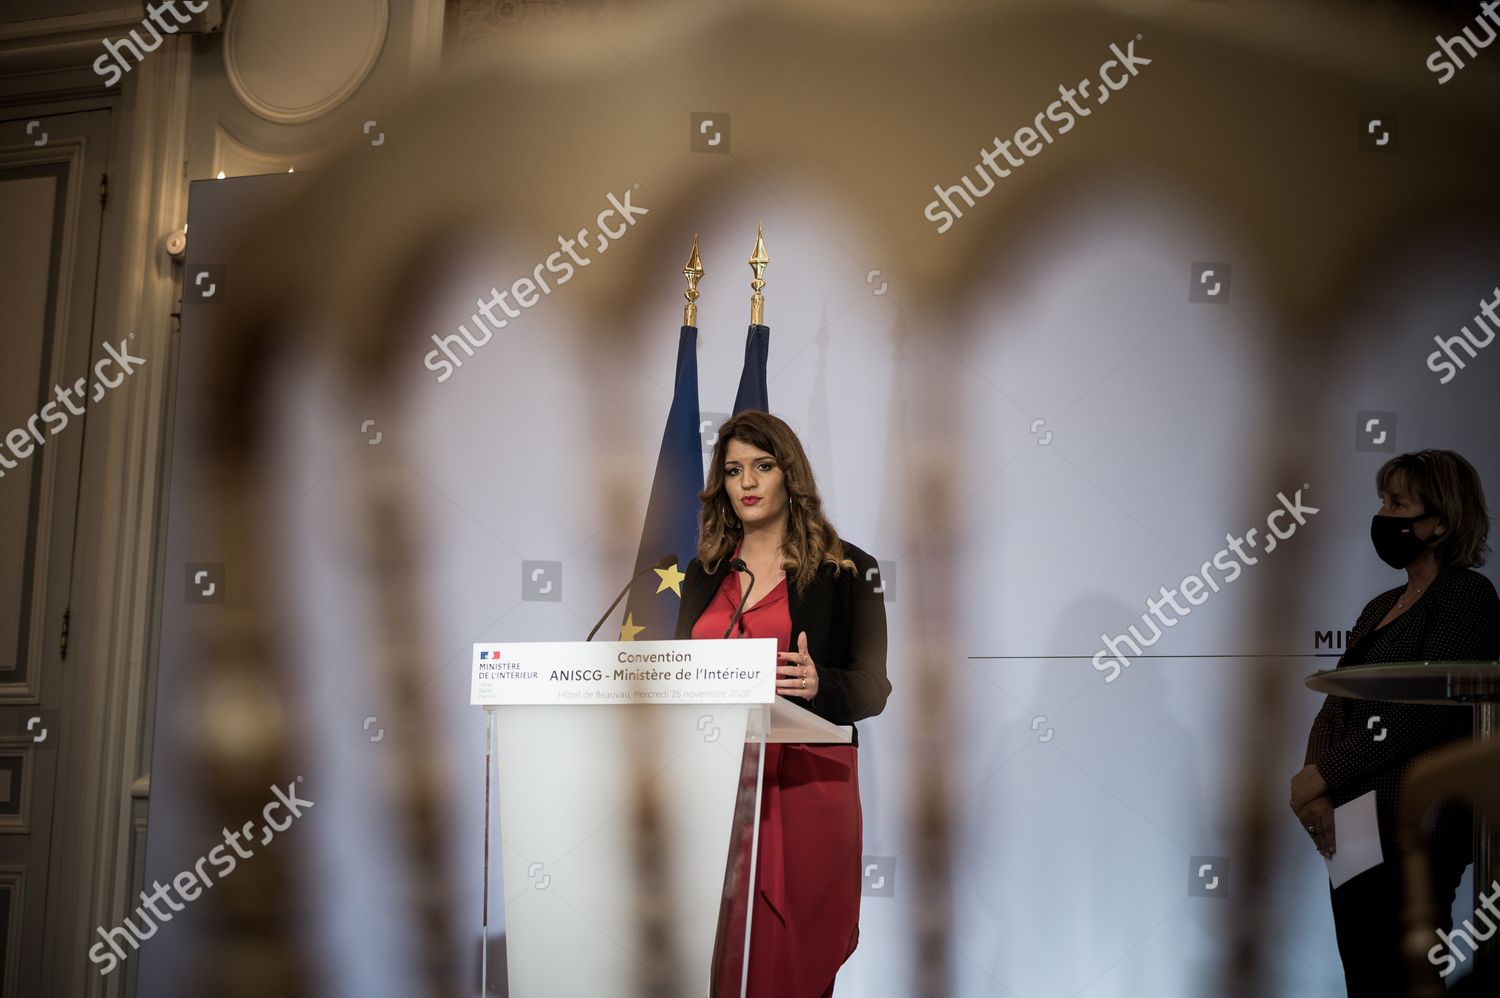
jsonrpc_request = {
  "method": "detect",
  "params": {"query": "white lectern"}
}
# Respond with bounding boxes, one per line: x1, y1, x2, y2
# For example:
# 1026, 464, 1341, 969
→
471, 639, 852, 997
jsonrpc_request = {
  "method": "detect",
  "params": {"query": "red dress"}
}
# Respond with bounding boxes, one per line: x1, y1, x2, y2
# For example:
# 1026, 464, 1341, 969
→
691, 547, 863, 998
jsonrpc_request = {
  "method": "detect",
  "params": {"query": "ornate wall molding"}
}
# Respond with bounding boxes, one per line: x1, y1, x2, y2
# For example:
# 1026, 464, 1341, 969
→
223, 0, 390, 124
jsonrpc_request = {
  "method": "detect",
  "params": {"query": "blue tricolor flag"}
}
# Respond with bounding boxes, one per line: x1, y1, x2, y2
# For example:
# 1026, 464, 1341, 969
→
617, 325, 704, 640
732, 324, 769, 414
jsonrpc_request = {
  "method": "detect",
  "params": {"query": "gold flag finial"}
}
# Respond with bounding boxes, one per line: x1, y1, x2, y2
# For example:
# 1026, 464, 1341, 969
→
748, 222, 768, 326
683, 233, 704, 326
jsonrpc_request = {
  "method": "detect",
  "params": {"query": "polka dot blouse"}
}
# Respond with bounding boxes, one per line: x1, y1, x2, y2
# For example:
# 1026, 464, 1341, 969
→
1304, 567, 1500, 850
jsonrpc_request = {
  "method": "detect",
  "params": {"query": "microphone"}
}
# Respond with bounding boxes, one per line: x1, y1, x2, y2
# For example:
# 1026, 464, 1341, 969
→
586, 553, 677, 641
721, 558, 754, 639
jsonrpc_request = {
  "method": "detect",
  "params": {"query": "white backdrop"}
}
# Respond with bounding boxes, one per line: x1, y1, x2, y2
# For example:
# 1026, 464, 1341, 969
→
143, 171, 1500, 998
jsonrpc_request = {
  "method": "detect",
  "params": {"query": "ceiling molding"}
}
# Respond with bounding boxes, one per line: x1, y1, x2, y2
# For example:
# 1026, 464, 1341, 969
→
0, 7, 142, 47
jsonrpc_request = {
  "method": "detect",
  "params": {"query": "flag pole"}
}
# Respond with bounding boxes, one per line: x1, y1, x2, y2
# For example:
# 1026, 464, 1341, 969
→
684, 233, 704, 327
748, 222, 768, 326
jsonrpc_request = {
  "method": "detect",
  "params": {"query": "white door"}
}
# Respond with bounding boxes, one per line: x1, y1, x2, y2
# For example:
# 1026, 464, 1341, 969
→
0, 106, 111, 998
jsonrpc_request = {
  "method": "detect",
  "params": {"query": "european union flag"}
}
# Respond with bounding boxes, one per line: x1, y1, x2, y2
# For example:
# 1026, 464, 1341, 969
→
617, 325, 703, 640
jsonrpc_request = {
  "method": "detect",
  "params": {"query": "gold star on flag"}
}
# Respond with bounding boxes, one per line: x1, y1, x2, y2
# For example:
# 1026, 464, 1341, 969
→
654, 561, 686, 596
618, 611, 646, 642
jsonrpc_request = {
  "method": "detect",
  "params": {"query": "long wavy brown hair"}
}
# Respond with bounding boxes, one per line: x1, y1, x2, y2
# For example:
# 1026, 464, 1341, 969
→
698, 410, 855, 595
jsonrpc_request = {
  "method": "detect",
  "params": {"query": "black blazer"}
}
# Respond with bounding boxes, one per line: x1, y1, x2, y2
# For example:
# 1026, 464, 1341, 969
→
1304, 567, 1500, 851
674, 539, 891, 747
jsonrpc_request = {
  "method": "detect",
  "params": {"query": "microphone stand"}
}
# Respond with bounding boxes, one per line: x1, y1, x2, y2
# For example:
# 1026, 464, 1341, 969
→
721, 559, 754, 639
586, 555, 675, 641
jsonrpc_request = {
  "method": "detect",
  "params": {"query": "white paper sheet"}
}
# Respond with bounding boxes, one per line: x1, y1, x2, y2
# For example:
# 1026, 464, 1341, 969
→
1326, 790, 1384, 889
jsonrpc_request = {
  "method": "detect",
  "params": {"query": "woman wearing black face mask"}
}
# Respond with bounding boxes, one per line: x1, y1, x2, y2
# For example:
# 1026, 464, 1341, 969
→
1293, 450, 1500, 997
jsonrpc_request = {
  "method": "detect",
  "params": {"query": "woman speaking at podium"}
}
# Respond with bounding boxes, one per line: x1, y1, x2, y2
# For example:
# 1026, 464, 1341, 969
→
675, 409, 891, 998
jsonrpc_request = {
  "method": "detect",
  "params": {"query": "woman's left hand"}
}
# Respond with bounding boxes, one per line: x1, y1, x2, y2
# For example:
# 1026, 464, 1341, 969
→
1295, 796, 1337, 859
1289, 763, 1329, 812
776, 631, 819, 700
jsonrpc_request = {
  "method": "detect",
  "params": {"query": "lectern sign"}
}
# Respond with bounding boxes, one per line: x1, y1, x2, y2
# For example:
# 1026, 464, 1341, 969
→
470, 637, 845, 996
469, 638, 777, 706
